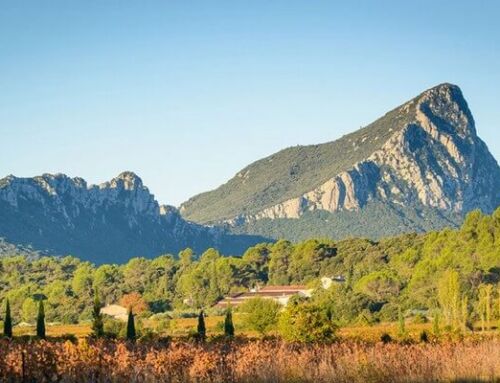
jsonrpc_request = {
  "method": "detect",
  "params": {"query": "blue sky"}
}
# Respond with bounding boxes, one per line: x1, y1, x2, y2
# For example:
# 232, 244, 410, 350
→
1, 1, 499, 206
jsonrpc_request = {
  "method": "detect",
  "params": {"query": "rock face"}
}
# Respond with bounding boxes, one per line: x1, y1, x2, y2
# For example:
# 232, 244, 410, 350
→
0, 172, 265, 263
181, 84, 500, 240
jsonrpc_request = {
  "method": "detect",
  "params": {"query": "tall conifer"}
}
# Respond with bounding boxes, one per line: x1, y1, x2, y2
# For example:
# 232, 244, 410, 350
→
126, 307, 136, 341
224, 308, 234, 338
3, 299, 13, 338
197, 310, 206, 341
36, 300, 46, 339
92, 289, 104, 337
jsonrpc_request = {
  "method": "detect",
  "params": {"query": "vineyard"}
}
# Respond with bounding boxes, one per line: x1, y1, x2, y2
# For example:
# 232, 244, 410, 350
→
0, 337, 499, 382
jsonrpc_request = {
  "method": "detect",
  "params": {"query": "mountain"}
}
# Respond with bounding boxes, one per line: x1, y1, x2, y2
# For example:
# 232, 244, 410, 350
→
180, 83, 500, 240
0, 171, 266, 263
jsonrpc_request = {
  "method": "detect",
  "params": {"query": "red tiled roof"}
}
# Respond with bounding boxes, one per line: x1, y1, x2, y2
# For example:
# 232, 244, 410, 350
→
259, 285, 308, 292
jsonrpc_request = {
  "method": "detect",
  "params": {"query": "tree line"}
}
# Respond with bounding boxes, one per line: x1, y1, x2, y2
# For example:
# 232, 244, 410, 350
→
0, 208, 499, 330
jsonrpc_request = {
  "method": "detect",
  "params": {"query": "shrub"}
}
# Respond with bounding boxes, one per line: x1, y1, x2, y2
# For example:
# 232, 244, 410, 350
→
239, 297, 281, 336
380, 332, 392, 343
419, 330, 429, 343
278, 302, 337, 343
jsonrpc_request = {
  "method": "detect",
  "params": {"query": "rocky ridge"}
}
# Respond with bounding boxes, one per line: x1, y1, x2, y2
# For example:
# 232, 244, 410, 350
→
0, 172, 265, 263
181, 84, 500, 238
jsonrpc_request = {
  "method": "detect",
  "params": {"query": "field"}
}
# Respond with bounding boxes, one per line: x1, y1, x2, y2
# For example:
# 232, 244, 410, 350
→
5, 317, 500, 382
11, 316, 498, 342
1, 337, 500, 382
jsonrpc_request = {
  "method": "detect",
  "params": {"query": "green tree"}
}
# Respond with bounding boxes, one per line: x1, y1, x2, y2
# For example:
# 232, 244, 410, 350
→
3, 299, 13, 338
36, 300, 46, 339
71, 263, 94, 298
224, 308, 235, 338
21, 297, 38, 323
179, 248, 194, 268
355, 270, 401, 302
278, 302, 337, 343
268, 240, 292, 285
91, 289, 104, 337
478, 284, 493, 331
240, 297, 281, 336
126, 308, 136, 341
197, 310, 206, 341
438, 270, 461, 330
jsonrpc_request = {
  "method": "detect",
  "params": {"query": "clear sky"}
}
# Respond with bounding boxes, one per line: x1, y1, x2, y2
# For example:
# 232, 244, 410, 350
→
1, 1, 499, 206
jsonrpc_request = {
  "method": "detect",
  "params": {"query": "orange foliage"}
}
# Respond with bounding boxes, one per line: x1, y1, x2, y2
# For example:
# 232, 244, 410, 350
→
119, 292, 148, 313
0, 338, 499, 382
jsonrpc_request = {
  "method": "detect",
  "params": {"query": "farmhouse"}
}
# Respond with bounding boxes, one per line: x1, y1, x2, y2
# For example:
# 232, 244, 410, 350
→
215, 285, 313, 308
101, 304, 128, 322
215, 276, 345, 308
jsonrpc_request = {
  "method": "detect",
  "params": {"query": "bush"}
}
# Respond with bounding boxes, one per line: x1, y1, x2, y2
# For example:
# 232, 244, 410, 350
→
419, 330, 429, 343
239, 297, 281, 336
380, 332, 392, 343
278, 302, 337, 343
103, 318, 125, 338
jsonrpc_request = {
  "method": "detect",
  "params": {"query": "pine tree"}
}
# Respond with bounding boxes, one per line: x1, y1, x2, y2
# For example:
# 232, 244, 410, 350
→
126, 307, 136, 341
91, 289, 104, 338
197, 310, 206, 341
36, 300, 46, 339
3, 299, 13, 338
224, 308, 234, 338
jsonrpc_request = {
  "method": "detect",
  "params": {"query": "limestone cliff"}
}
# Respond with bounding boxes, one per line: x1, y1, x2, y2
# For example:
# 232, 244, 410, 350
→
0, 172, 265, 263
181, 84, 500, 239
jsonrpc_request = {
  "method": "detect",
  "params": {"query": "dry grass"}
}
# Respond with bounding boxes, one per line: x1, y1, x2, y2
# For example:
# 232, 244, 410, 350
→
0, 337, 499, 382
14, 324, 92, 338
12, 319, 497, 342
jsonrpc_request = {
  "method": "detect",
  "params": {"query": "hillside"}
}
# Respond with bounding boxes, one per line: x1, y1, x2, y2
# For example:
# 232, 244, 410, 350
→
0, 172, 265, 263
180, 84, 500, 240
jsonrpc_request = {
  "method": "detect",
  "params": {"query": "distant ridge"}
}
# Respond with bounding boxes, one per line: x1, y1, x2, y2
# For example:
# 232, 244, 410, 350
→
0, 171, 266, 263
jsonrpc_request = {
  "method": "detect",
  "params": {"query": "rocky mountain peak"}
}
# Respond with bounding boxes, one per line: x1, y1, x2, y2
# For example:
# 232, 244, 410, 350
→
104, 171, 144, 191
415, 83, 476, 139
180, 83, 500, 241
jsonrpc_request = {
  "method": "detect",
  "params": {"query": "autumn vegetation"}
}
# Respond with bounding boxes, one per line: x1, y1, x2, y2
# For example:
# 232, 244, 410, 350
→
0, 337, 499, 383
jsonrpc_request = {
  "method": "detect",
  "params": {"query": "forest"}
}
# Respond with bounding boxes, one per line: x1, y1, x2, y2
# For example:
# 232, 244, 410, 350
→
0, 207, 499, 329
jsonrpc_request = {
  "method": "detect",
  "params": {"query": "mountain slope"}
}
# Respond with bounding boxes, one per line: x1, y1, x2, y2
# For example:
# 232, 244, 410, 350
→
0, 172, 265, 263
180, 83, 500, 239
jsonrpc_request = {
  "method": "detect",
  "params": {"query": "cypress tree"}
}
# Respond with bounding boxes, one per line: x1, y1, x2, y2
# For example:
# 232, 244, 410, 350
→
3, 299, 13, 338
91, 289, 104, 338
224, 308, 234, 338
36, 300, 46, 339
197, 310, 206, 341
126, 307, 136, 341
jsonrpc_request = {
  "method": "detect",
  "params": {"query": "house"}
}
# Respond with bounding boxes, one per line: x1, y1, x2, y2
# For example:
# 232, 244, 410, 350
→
320, 275, 346, 289
215, 285, 313, 308
101, 304, 128, 322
